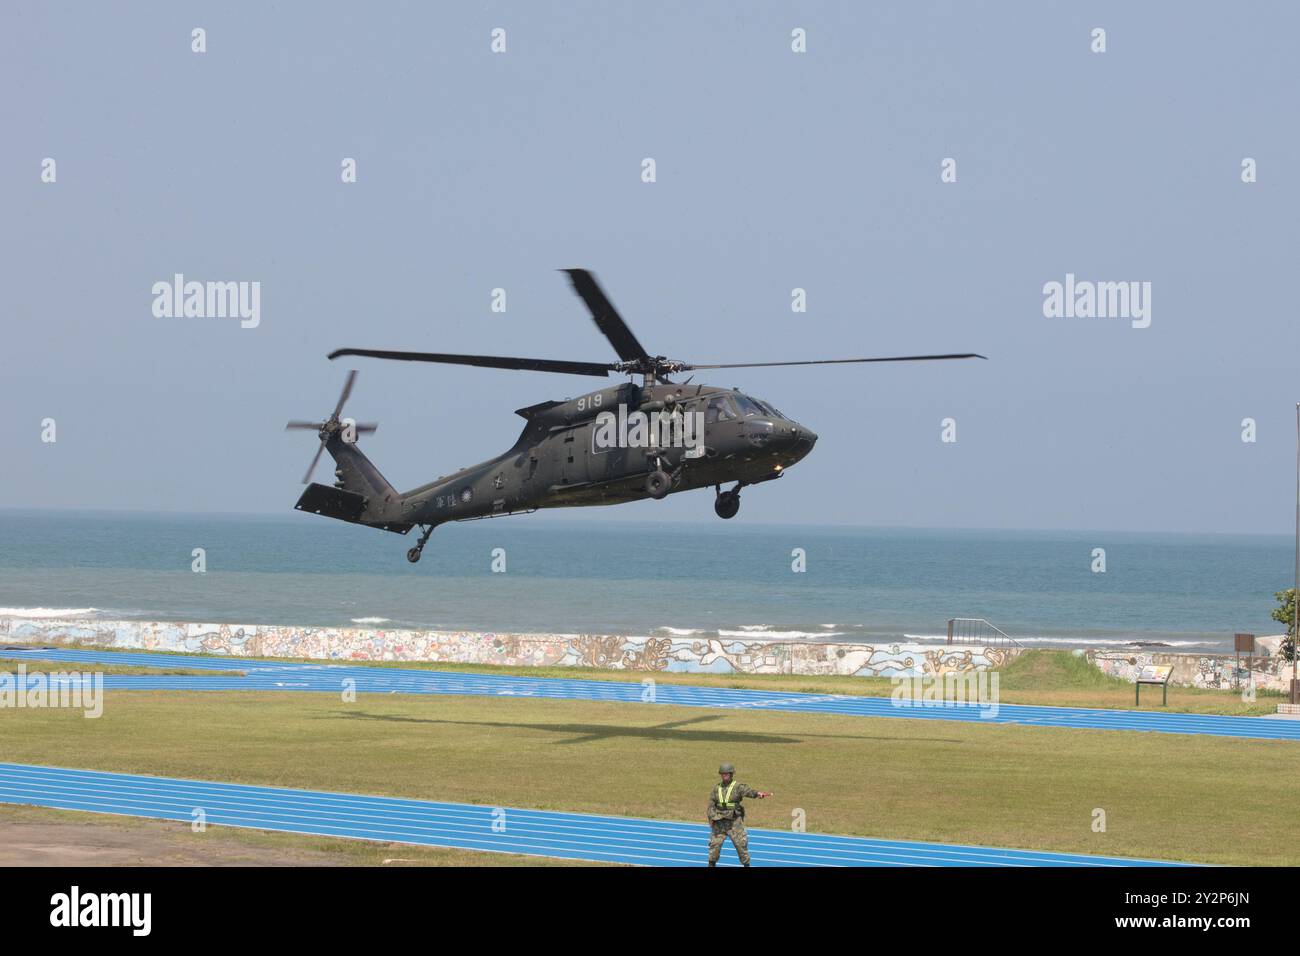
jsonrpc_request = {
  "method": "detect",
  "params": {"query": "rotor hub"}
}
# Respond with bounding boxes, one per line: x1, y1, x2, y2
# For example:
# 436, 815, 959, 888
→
615, 356, 688, 381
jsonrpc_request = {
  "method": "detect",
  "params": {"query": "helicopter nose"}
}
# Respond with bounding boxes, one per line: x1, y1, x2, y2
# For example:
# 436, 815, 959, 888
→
775, 422, 815, 461
792, 424, 817, 450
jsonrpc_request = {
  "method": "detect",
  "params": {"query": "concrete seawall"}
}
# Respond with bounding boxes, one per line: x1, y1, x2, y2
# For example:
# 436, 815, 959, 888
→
1089, 637, 1294, 693
1, 616, 1017, 678
5, 616, 1291, 690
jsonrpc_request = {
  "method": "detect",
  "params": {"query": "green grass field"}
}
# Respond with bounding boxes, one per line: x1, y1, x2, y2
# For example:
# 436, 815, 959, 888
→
1, 687, 1296, 866
0, 657, 241, 678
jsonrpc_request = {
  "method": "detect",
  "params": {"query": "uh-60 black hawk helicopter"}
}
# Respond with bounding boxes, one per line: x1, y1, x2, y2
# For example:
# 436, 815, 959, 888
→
287, 269, 984, 562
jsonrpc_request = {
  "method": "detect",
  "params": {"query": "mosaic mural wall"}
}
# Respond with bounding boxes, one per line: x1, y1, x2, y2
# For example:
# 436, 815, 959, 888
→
0, 616, 1020, 678
1089, 641, 1294, 693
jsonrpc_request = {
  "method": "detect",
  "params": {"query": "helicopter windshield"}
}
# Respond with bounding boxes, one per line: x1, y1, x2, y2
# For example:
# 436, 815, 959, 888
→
705, 396, 738, 423
733, 395, 771, 417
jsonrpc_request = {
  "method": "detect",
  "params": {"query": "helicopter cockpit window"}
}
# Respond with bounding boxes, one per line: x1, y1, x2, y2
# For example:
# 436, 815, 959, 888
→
732, 395, 767, 418
705, 396, 738, 424
753, 399, 786, 419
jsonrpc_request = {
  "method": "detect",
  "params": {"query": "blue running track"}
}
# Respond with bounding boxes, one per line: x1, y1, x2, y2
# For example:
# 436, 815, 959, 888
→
0, 762, 1185, 867
4, 646, 1298, 741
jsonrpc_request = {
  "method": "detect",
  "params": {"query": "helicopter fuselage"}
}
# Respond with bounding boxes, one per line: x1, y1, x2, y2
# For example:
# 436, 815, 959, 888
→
394, 381, 817, 528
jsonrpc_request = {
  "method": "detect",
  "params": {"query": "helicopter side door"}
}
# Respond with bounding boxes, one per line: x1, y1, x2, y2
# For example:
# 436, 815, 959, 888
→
558, 425, 590, 486
588, 415, 648, 485
702, 394, 744, 455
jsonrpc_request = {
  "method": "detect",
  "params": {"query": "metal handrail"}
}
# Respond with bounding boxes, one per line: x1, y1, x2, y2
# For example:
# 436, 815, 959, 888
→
946, 618, 1024, 649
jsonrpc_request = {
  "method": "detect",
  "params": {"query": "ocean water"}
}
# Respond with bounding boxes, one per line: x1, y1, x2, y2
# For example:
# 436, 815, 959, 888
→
0, 510, 1292, 654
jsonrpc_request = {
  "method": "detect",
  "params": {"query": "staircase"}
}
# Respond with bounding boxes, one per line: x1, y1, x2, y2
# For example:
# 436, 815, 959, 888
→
946, 618, 1024, 649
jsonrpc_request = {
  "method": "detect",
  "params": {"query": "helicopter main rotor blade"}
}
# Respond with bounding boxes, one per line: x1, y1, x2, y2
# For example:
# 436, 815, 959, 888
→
328, 348, 614, 378
561, 269, 651, 363
681, 353, 987, 371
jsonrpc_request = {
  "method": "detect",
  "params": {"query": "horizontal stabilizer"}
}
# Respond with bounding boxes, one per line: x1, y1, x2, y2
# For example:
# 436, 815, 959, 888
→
293, 483, 413, 534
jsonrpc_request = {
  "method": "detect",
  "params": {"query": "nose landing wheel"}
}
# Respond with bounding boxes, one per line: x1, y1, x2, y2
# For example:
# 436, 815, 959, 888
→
714, 486, 740, 520
407, 524, 435, 563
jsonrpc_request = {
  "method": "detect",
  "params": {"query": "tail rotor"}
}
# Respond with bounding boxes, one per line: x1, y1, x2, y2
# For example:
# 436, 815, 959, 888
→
285, 370, 378, 483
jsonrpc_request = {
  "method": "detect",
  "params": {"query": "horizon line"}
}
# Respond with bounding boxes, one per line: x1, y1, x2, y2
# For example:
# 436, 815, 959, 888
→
0, 506, 1292, 540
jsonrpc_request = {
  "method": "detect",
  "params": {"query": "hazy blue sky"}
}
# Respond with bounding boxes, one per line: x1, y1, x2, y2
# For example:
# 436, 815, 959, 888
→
3, 2, 1296, 533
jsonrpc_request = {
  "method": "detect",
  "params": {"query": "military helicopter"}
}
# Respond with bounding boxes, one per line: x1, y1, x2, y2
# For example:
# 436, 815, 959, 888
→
287, 269, 983, 562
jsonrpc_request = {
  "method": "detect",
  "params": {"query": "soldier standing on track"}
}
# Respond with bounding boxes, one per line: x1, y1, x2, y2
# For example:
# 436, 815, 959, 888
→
707, 762, 772, 867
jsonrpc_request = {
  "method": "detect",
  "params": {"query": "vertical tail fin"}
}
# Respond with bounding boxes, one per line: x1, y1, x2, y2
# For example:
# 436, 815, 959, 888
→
323, 432, 401, 509
294, 436, 411, 533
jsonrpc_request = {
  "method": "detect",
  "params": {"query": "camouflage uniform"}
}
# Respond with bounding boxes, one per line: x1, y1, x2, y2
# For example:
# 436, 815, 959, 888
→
707, 777, 762, 866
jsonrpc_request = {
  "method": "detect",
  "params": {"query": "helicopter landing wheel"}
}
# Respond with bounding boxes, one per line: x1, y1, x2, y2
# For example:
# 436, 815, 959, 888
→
714, 490, 740, 519
646, 469, 672, 500
407, 524, 434, 563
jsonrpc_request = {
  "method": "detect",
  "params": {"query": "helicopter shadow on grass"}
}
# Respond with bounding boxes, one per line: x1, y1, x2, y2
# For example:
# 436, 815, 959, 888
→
320, 710, 966, 747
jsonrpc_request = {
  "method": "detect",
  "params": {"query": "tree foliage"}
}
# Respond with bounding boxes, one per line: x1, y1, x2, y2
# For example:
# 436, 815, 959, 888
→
1270, 589, 1298, 663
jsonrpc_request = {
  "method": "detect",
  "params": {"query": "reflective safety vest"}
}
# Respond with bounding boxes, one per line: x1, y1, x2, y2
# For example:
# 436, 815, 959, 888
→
716, 781, 739, 809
